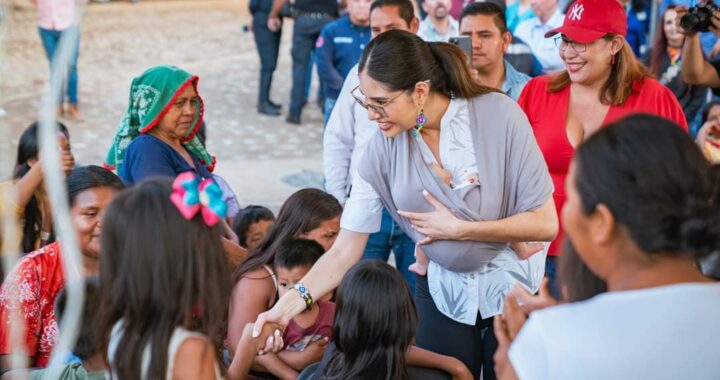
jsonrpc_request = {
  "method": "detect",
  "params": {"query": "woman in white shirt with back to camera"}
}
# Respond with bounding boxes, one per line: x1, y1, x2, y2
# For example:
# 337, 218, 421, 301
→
493, 114, 720, 380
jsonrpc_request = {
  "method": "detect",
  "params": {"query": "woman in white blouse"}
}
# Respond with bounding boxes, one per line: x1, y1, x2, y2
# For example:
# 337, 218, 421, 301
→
493, 114, 720, 380
256, 30, 558, 379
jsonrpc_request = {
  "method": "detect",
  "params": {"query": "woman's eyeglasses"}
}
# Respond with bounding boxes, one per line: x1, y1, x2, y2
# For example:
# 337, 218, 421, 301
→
554, 37, 588, 53
351, 85, 404, 117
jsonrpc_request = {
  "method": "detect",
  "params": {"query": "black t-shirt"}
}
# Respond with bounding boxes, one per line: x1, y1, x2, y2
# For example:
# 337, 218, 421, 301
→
710, 59, 720, 96
294, 0, 338, 15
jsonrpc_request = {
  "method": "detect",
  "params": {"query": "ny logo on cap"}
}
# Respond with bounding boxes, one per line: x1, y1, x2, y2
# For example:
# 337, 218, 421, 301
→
569, 3, 585, 21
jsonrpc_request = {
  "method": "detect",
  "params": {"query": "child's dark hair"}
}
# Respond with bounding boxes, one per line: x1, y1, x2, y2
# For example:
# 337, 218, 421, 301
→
273, 238, 325, 271
97, 178, 230, 379
233, 188, 342, 283
14, 121, 70, 253
55, 276, 102, 361
321, 260, 417, 380
575, 114, 720, 260
232, 205, 275, 247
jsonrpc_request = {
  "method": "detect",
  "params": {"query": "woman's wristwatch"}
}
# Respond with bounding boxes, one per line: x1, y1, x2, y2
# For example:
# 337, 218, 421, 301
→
292, 283, 314, 311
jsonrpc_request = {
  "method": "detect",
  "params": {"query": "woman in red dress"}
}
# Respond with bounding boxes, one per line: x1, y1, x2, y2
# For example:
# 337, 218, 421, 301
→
518, 0, 688, 292
0, 166, 124, 369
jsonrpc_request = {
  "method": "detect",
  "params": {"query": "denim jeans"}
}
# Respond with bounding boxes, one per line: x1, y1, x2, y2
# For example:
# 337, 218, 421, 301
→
545, 255, 561, 299
362, 208, 416, 292
38, 26, 80, 105
322, 97, 337, 126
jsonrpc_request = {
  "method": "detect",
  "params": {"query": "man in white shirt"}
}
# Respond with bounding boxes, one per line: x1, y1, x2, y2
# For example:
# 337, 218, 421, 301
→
323, 0, 420, 290
513, 0, 564, 73
417, 0, 458, 42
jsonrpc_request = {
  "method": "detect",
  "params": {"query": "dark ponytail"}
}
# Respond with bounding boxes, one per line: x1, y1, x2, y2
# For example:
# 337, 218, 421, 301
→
575, 114, 720, 260
358, 30, 496, 99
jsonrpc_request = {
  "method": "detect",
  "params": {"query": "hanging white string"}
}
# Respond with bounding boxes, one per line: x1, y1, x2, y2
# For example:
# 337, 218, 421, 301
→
37, 19, 86, 378
1, 0, 88, 378
0, 0, 30, 374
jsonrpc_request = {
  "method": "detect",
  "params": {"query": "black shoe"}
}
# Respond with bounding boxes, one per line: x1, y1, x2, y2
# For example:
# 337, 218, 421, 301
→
258, 102, 281, 116
268, 100, 282, 109
286, 113, 301, 124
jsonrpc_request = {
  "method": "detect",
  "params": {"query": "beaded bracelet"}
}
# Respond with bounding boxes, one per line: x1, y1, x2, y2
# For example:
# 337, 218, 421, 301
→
292, 283, 314, 311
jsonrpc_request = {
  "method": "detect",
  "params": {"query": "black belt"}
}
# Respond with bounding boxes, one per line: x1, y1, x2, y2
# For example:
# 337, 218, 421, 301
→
292, 9, 336, 19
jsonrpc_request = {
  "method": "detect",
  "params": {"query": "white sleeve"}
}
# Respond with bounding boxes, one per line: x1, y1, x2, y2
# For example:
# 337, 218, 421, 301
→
508, 314, 550, 380
340, 171, 383, 233
323, 66, 360, 204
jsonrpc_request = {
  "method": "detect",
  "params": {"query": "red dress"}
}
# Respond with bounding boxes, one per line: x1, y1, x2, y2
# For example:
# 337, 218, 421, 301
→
0, 242, 65, 367
518, 76, 688, 256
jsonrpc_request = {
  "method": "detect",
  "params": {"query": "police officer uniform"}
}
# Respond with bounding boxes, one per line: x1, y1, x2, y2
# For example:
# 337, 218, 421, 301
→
250, 0, 283, 116
286, 0, 338, 124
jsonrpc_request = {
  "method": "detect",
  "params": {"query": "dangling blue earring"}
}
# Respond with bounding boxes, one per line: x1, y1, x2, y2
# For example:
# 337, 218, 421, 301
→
413, 108, 426, 137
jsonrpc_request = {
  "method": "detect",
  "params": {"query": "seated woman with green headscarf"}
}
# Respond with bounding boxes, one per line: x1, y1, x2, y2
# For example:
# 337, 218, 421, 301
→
104, 65, 214, 185
105, 65, 248, 266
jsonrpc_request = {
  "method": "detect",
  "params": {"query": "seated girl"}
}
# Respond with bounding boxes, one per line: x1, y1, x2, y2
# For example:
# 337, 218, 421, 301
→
226, 189, 342, 361
314, 260, 472, 380
96, 175, 280, 379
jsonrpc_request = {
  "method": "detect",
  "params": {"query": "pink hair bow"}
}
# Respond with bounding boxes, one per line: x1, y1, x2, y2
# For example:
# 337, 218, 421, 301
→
170, 171, 227, 226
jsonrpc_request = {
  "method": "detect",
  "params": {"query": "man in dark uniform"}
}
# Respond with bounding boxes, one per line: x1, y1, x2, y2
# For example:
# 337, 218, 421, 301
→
251, 0, 283, 116
269, 0, 339, 124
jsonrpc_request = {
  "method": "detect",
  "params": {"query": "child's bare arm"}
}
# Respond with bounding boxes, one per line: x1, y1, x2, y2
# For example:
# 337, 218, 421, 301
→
228, 323, 286, 380
255, 352, 299, 380
277, 337, 329, 371
406, 345, 472, 380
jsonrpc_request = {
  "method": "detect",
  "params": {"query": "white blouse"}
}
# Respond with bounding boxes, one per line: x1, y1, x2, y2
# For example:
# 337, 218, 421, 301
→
341, 98, 546, 325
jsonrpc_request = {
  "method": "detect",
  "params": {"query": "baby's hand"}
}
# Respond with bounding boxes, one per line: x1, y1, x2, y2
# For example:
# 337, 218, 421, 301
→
409, 245, 429, 276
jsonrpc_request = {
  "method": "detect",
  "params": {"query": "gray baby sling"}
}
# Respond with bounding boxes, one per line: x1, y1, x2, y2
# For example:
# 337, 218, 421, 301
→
357, 93, 553, 273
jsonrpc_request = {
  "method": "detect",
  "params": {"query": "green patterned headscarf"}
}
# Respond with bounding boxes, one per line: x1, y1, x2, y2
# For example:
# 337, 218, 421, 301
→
104, 65, 215, 173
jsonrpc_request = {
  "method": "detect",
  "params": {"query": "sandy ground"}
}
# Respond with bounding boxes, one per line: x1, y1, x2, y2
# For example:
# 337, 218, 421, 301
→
1, 0, 326, 210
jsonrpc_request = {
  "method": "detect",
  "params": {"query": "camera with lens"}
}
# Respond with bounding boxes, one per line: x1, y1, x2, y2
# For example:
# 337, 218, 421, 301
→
680, 1, 720, 33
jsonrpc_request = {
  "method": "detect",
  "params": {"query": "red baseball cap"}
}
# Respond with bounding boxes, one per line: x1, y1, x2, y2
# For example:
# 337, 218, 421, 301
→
545, 0, 628, 44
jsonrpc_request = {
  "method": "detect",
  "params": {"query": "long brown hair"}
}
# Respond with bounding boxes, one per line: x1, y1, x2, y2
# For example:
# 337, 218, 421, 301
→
649, 6, 680, 78
98, 178, 230, 379
359, 29, 496, 99
548, 35, 650, 105
232, 188, 342, 283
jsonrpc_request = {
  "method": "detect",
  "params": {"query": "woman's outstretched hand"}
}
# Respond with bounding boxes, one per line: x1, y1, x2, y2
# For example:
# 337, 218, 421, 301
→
398, 190, 464, 245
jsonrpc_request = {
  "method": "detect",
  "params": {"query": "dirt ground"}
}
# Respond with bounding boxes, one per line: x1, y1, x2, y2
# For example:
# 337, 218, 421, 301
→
0, 0, 326, 210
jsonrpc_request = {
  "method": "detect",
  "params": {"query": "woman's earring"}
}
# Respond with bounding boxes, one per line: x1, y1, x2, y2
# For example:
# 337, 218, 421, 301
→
413, 108, 427, 137
611, 54, 616, 65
